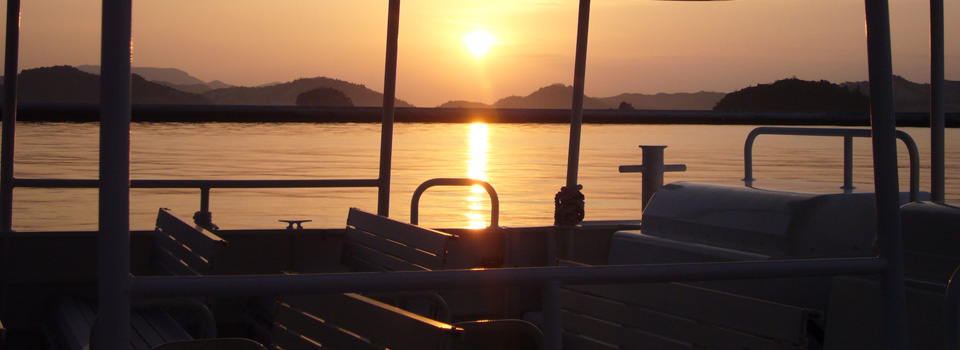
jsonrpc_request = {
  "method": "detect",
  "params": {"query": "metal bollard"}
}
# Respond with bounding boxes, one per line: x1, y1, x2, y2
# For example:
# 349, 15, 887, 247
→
619, 145, 686, 210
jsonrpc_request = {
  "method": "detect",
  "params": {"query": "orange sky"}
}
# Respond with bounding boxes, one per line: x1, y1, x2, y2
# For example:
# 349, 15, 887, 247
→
2, 0, 958, 107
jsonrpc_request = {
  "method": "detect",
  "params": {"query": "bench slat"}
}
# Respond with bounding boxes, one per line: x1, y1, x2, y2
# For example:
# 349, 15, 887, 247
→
347, 208, 454, 255
153, 233, 213, 276
562, 332, 619, 350
562, 289, 800, 350
156, 208, 227, 262
153, 246, 203, 277
281, 294, 457, 350
345, 227, 444, 270
54, 298, 93, 350
131, 310, 166, 349
274, 305, 381, 350
564, 283, 808, 345
344, 242, 428, 272
272, 325, 328, 350
562, 310, 693, 350
139, 308, 192, 345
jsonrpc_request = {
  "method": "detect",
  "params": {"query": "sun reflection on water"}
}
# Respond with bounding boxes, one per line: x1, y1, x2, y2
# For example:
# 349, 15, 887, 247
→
466, 123, 489, 228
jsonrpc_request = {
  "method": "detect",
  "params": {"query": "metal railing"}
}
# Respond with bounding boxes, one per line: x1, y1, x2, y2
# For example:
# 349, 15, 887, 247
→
10, 178, 380, 228
131, 257, 887, 350
410, 178, 500, 228
743, 127, 920, 201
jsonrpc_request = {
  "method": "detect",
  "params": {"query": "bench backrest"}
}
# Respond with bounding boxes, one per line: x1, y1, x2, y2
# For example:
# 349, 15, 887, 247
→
272, 293, 462, 350
559, 261, 813, 350
153, 208, 228, 277
900, 201, 960, 284
641, 182, 879, 258
343, 207, 457, 272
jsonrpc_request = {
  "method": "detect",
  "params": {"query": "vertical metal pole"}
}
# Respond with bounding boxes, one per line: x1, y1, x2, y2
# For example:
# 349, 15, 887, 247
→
842, 136, 855, 191
930, 0, 945, 202
640, 146, 666, 210
541, 280, 563, 350
378, 0, 400, 217
200, 187, 210, 214
864, 0, 908, 348
1, 0, 20, 232
95, 0, 133, 349
565, 0, 591, 188
0, 0, 20, 330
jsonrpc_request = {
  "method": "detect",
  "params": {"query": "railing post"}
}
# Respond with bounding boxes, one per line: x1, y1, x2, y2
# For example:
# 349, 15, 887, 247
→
95, 0, 133, 348
640, 146, 665, 209
842, 135, 855, 191
193, 187, 217, 230
864, 0, 909, 347
619, 145, 686, 210
200, 187, 210, 214
541, 280, 562, 350
377, 0, 401, 217
743, 129, 760, 185
564, 0, 591, 190
930, 0, 946, 203
1, 0, 20, 232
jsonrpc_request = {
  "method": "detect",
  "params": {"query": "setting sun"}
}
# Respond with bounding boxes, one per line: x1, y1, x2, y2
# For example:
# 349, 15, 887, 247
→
462, 29, 496, 57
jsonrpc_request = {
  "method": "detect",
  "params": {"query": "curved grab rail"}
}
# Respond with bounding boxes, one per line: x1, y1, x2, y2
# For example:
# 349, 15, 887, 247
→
743, 127, 920, 202
948, 266, 960, 350
410, 178, 499, 228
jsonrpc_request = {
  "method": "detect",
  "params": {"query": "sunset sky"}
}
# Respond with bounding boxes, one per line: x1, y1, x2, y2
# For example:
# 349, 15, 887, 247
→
2, 0, 958, 107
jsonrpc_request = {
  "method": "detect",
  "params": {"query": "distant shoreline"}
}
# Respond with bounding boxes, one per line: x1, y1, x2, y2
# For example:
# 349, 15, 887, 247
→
3, 103, 957, 127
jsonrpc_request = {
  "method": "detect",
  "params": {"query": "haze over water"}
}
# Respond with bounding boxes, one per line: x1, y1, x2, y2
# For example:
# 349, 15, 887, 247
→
9, 122, 959, 232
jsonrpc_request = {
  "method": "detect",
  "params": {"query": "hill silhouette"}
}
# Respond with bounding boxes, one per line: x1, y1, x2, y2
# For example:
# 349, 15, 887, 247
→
713, 78, 869, 112
438, 85, 724, 110
842, 75, 960, 112
10, 66, 209, 104
78, 65, 203, 85
201, 77, 413, 107
599, 92, 724, 110
296, 87, 354, 107
492, 84, 610, 109
78, 65, 236, 94
435, 100, 493, 108
155, 80, 235, 94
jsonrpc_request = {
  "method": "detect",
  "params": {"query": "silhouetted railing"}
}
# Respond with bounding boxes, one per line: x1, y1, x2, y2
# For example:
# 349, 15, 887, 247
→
11, 178, 380, 227
410, 178, 499, 228
743, 127, 920, 201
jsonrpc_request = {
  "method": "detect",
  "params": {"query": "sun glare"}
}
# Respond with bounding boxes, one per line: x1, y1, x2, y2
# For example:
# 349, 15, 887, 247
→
462, 29, 496, 57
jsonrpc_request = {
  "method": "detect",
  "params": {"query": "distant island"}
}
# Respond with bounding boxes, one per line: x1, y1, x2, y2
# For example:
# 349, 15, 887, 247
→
436, 83, 725, 110
2, 66, 412, 108
1, 65, 958, 113
714, 78, 870, 112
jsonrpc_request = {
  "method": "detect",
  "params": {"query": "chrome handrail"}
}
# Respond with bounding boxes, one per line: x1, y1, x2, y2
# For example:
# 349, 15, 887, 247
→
743, 126, 920, 201
410, 178, 499, 228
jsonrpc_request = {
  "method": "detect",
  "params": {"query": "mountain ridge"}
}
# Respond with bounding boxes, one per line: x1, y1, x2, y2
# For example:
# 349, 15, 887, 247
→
438, 84, 724, 110
6, 65, 958, 112
200, 76, 413, 107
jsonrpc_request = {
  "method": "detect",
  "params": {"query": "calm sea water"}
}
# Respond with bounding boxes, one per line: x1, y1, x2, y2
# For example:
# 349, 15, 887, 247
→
9, 122, 960, 231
